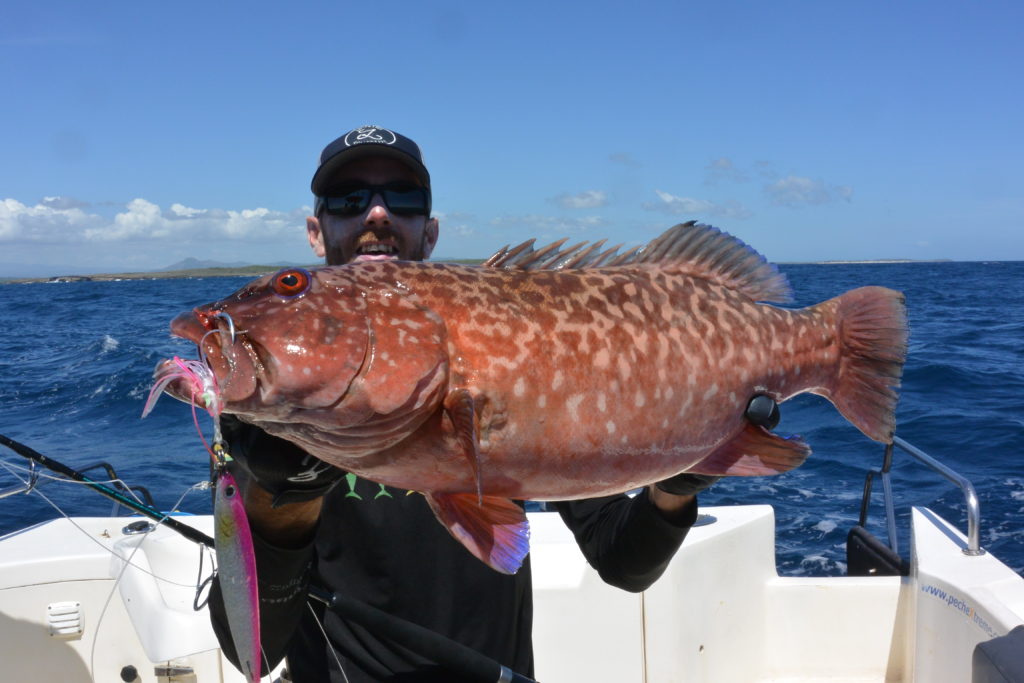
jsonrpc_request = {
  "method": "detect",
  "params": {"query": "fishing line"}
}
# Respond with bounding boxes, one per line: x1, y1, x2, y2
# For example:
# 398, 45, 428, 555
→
2, 457, 195, 679
90, 520, 150, 680
305, 600, 350, 683
0, 459, 210, 589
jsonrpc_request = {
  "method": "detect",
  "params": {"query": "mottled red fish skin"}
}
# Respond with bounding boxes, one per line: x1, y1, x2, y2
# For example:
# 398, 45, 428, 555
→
203, 260, 848, 500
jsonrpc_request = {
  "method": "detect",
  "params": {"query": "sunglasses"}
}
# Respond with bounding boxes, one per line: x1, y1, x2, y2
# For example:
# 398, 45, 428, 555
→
316, 183, 431, 217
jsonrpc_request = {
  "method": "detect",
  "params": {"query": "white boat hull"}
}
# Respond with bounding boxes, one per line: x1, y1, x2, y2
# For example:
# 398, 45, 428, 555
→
1, 505, 1021, 682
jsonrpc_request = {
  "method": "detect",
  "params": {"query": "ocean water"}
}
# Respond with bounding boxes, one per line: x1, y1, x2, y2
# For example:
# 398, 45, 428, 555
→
0, 262, 1022, 577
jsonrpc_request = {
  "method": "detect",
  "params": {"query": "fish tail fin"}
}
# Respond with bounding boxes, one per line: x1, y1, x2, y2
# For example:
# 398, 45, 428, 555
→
826, 286, 908, 443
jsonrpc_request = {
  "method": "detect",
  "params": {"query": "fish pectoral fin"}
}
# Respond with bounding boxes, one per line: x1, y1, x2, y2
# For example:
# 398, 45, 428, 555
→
424, 493, 530, 574
689, 423, 811, 476
443, 389, 483, 502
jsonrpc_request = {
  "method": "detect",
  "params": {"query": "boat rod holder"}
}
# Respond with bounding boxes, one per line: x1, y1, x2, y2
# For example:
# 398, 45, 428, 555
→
859, 435, 984, 557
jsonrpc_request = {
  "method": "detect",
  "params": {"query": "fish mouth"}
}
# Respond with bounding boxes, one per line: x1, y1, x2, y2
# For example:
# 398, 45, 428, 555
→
164, 310, 260, 406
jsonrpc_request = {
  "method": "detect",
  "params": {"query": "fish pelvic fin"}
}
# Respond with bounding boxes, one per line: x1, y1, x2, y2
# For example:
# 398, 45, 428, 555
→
824, 286, 908, 443
425, 493, 530, 574
443, 388, 483, 503
689, 422, 812, 476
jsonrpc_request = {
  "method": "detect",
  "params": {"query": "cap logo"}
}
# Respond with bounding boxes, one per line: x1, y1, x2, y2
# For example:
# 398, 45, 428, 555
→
344, 126, 397, 147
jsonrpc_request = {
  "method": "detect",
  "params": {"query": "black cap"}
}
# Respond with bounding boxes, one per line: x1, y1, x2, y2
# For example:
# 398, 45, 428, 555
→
311, 125, 431, 196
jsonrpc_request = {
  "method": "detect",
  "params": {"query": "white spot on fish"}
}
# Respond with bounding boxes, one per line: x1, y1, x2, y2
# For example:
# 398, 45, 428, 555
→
703, 384, 719, 400
635, 391, 646, 407
597, 393, 607, 412
303, 367, 312, 376
566, 394, 584, 420
552, 370, 564, 390
606, 420, 616, 434
617, 357, 632, 380
538, 394, 547, 408
514, 377, 526, 397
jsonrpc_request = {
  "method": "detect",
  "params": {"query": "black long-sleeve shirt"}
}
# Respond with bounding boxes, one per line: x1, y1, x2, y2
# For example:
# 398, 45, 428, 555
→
209, 438, 696, 682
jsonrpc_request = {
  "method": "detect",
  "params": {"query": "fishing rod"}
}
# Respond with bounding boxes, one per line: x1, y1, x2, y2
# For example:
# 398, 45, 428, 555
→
0, 433, 215, 548
0, 434, 539, 683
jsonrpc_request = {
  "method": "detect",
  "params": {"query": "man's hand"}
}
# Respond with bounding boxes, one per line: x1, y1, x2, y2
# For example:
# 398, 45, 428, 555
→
220, 416, 344, 546
221, 415, 344, 507
649, 395, 782, 521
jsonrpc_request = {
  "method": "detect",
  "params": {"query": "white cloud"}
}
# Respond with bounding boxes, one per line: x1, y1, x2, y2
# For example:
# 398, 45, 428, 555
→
40, 196, 91, 210
445, 224, 476, 237
765, 176, 853, 207
550, 190, 608, 209
643, 190, 751, 220
0, 196, 306, 243
0, 197, 104, 240
169, 203, 206, 218
431, 211, 476, 238
490, 214, 607, 234
704, 158, 749, 185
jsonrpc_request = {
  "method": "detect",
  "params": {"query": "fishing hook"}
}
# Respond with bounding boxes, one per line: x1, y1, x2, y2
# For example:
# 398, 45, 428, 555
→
213, 311, 236, 344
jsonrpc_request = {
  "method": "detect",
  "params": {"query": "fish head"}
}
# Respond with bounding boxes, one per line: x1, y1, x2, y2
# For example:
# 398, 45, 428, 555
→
166, 267, 370, 419
161, 262, 452, 459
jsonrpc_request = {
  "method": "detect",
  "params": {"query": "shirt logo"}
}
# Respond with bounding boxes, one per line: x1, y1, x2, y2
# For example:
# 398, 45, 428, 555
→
286, 456, 335, 483
344, 125, 397, 147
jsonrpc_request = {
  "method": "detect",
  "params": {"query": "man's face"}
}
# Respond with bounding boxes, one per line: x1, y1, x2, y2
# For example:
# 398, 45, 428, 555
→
306, 156, 439, 266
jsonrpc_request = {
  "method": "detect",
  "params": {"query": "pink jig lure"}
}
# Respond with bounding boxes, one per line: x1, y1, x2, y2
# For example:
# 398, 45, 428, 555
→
143, 350, 262, 680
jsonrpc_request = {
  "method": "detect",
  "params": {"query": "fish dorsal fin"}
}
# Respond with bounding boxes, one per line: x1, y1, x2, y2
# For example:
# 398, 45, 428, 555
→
484, 221, 793, 304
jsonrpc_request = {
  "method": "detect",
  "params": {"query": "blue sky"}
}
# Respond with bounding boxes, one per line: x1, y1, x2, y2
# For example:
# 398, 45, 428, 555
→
2, 1, 1021, 276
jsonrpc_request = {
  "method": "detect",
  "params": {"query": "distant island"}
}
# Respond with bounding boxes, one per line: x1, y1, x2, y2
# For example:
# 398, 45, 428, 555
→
1, 264, 307, 285
0, 258, 485, 285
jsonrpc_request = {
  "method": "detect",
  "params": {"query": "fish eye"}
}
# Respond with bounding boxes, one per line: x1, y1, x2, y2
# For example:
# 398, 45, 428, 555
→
271, 268, 312, 298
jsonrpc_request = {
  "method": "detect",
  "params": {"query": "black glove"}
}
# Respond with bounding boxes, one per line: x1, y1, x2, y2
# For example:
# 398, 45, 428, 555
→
656, 395, 781, 496
655, 472, 721, 497
219, 415, 345, 507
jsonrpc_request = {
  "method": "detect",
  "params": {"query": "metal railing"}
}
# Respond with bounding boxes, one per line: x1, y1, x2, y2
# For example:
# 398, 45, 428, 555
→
0, 460, 156, 514
858, 435, 984, 557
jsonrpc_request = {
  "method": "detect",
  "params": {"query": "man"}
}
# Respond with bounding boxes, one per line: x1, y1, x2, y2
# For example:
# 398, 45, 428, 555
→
208, 125, 724, 682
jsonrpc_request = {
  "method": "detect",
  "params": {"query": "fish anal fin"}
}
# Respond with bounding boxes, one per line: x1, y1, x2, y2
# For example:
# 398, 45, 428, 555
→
689, 423, 811, 476
425, 493, 530, 574
443, 388, 483, 502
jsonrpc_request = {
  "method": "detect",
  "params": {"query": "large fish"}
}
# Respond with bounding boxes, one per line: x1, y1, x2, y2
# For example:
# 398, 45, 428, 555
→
157, 222, 907, 573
